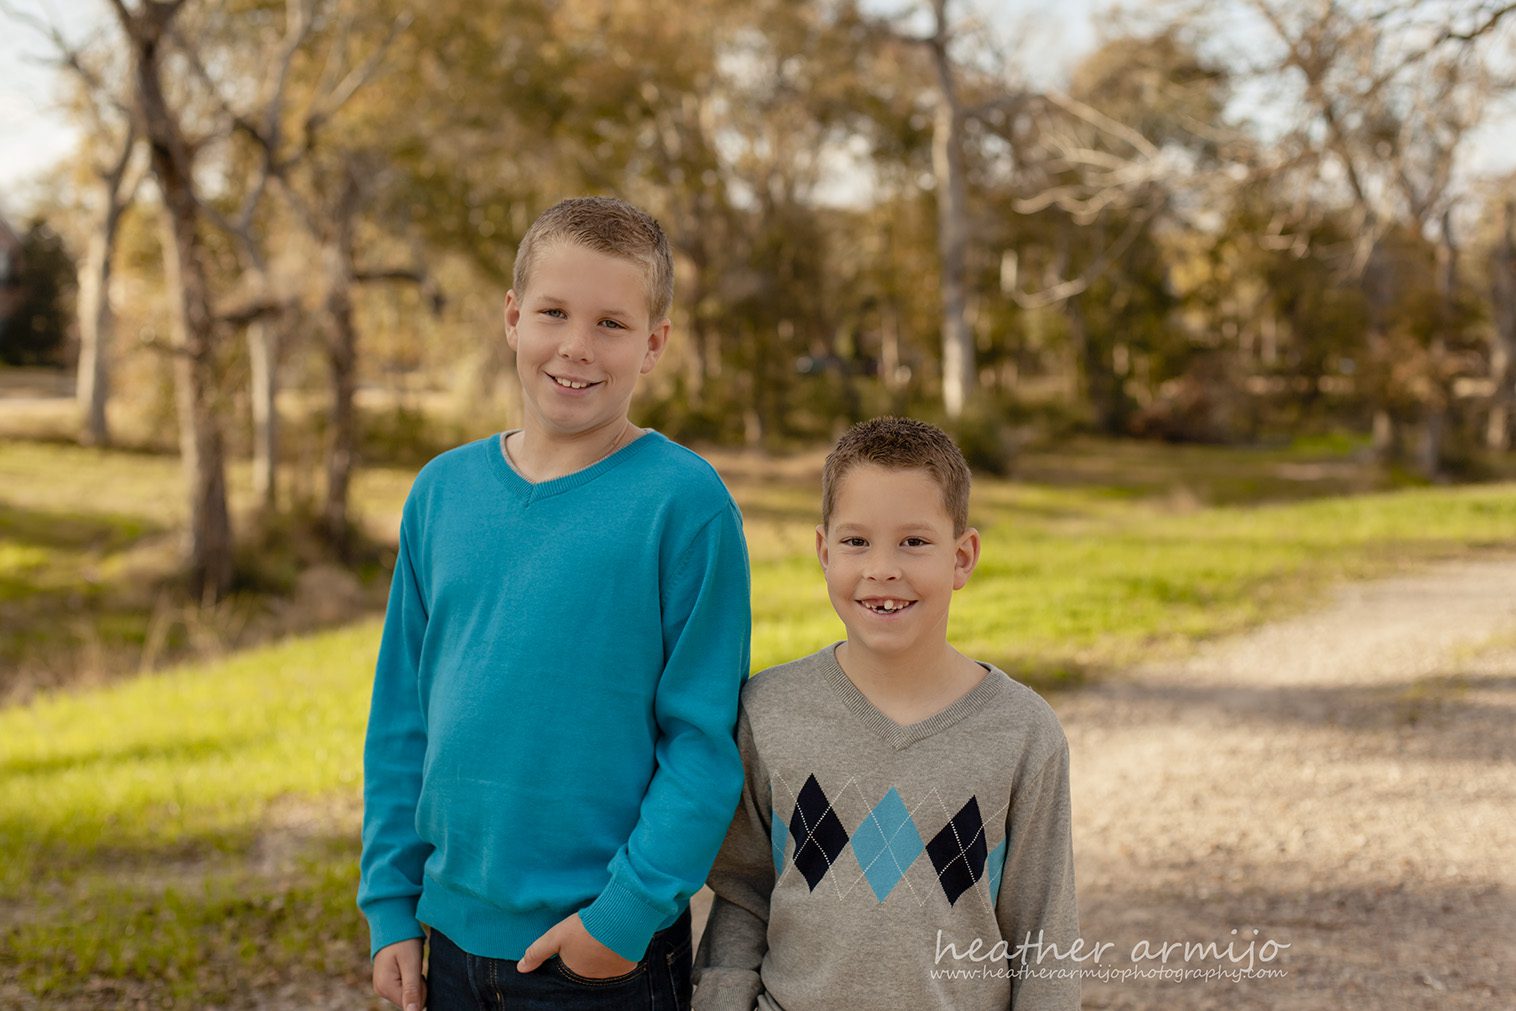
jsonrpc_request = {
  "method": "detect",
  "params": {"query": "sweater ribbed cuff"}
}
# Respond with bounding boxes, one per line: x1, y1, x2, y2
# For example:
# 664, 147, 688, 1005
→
365, 897, 425, 960
579, 878, 668, 962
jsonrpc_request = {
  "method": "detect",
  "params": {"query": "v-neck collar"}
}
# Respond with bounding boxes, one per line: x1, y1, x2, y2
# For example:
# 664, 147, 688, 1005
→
489, 429, 663, 504
818, 642, 1007, 750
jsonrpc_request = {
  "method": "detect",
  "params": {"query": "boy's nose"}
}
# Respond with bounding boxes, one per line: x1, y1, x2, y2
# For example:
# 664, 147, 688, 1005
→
557, 326, 594, 362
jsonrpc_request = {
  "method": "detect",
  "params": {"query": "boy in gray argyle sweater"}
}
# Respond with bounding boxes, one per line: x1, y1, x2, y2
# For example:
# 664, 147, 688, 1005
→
694, 417, 1079, 1010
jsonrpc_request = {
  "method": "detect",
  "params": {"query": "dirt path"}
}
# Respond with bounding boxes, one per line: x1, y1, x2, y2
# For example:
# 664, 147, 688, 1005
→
1058, 556, 1516, 1009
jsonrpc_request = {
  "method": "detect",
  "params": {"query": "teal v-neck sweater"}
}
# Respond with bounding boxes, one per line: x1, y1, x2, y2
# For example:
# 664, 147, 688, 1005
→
359, 432, 751, 962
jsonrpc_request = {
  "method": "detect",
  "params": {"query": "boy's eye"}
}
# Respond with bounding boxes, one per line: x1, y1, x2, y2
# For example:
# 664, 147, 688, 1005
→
841, 537, 868, 547
542, 308, 566, 319
903, 537, 930, 547
600, 318, 627, 330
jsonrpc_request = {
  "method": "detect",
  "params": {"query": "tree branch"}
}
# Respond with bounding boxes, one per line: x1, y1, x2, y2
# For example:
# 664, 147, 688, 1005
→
1003, 204, 1157, 310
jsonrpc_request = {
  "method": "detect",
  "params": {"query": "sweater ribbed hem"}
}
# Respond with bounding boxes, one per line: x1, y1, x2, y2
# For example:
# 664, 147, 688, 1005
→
579, 877, 675, 962
364, 897, 425, 960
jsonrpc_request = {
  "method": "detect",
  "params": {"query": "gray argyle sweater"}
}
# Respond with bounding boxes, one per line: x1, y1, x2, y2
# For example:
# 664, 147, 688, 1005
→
693, 645, 1079, 1011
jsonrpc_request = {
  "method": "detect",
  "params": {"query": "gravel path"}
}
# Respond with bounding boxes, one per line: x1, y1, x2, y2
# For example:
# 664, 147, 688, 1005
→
1061, 556, 1516, 1009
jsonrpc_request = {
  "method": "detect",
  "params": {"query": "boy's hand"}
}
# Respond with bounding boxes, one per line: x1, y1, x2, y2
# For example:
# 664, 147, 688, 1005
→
372, 938, 426, 1011
517, 912, 639, 978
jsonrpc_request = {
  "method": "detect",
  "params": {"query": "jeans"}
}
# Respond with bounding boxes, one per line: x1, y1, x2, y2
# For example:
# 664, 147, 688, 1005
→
426, 909, 692, 1011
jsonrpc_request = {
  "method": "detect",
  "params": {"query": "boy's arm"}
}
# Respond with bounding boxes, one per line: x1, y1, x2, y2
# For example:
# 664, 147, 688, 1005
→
693, 706, 772, 1010
997, 738, 1080, 1010
357, 513, 432, 959
577, 502, 752, 961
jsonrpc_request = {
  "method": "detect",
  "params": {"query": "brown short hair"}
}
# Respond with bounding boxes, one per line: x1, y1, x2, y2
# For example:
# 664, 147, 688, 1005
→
821, 417, 972, 535
513, 196, 674, 321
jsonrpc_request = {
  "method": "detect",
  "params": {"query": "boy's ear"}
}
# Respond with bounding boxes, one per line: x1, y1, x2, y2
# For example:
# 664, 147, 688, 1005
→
503, 291, 521, 351
640, 318, 671, 374
815, 525, 829, 571
952, 527, 981, 590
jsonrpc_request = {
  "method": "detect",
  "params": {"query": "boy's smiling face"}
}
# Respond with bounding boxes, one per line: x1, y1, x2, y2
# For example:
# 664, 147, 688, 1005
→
504, 240, 669, 441
816, 463, 980, 663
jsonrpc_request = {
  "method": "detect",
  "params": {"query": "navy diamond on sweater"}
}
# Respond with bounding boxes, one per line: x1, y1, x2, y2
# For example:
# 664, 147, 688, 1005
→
789, 774, 850, 890
926, 796, 987, 905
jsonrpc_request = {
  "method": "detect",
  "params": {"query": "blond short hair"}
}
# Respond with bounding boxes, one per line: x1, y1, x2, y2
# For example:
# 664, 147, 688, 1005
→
513, 196, 674, 321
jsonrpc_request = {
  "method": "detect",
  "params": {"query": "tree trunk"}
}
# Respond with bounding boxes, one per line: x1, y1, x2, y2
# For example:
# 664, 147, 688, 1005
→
881, 298, 903, 393
929, 0, 973, 420
248, 317, 280, 512
117, 0, 233, 601
76, 136, 138, 448
1488, 200, 1516, 452
1066, 294, 1125, 435
76, 227, 115, 448
1371, 403, 1401, 461
321, 170, 361, 556
745, 321, 767, 447
688, 284, 711, 396
684, 230, 712, 394
1362, 243, 1404, 465
1418, 211, 1458, 480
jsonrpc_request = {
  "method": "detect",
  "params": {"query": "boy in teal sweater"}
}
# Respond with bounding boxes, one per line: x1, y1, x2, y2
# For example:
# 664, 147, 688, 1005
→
360, 197, 751, 1011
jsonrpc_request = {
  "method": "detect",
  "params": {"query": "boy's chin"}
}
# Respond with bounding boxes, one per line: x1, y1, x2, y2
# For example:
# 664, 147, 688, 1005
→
839, 626, 932, 658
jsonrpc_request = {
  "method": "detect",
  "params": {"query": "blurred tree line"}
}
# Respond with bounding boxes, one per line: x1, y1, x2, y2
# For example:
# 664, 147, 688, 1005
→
0, 218, 75, 366
6, 0, 1516, 599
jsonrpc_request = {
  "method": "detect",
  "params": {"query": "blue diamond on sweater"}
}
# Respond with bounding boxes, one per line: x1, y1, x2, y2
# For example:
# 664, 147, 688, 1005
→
771, 809, 789, 874
852, 787, 924, 902
987, 836, 1008, 903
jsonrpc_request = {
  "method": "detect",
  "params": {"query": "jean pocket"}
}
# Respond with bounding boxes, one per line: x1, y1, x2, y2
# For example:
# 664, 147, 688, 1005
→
551, 954, 648, 988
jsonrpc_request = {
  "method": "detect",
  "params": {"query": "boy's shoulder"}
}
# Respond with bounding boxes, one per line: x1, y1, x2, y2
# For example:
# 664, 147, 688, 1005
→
980, 665, 1069, 756
405, 433, 492, 478
738, 648, 832, 713
405, 435, 496, 501
634, 433, 736, 511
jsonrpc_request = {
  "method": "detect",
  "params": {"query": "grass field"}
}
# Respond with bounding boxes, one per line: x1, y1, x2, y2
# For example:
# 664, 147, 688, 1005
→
2, 433, 1514, 1004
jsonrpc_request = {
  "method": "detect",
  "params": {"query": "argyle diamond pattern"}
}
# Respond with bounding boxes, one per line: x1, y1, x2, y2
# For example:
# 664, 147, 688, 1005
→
925, 796, 988, 906
773, 776, 1009, 906
851, 787, 924, 902
789, 774, 850, 890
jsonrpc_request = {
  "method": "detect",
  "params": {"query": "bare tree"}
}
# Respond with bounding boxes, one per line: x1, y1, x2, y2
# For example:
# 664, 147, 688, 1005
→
861, 1, 984, 419
1232, 0, 1507, 473
75, 127, 145, 449
5, 3, 147, 447
106, 0, 232, 601
924, 0, 975, 419
983, 26, 1227, 433
269, 12, 421, 553
179, 0, 318, 514
175, 0, 418, 540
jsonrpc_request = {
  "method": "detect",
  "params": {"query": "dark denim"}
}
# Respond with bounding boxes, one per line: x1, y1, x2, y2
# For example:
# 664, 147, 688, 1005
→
426, 910, 692, 1011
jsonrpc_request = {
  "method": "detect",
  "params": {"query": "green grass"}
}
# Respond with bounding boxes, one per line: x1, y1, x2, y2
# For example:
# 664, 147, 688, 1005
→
3, 434, 1516, 1004
749, 478, 1516, 683
0, 441, 417, 699
0, 626, 379, 1002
